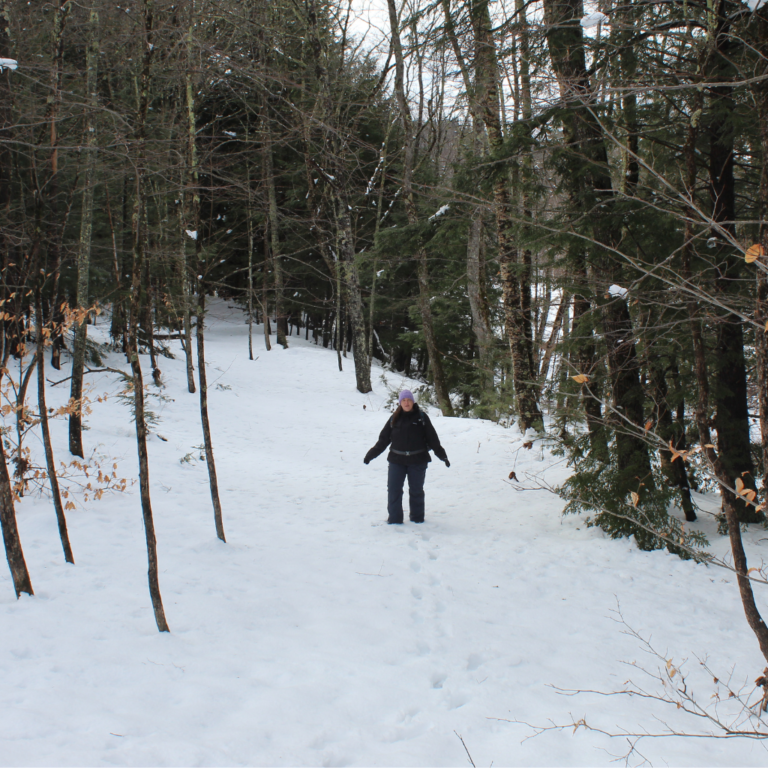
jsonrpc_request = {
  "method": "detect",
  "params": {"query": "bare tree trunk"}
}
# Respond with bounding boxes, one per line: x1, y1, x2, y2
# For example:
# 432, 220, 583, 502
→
0, 33, 34, 588
246, 130, 255, 361
196, 293, 226, 542
754, 12, 768, 497
466, 202, 493, 383
367, 125, 391, 367
46, 0, 71, 373
387, 0, 452, 415
706, 12, 759, 522
468, 0, 541, 429
334, 250, 343, 372
69, 3, 98, 458
334, 189, 372, 391
128, 0, 169, 633
182, 6, 199, 394
542, 0, 647, 476
0, 424, 32, 598
262, 103, 288, 349
36, 293, 74, 563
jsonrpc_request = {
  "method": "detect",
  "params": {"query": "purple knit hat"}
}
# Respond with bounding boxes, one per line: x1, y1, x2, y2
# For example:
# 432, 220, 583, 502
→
398, 389, 415, 403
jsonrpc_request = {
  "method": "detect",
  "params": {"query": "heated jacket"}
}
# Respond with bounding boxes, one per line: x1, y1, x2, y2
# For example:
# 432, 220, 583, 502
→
364, 404, 447, 466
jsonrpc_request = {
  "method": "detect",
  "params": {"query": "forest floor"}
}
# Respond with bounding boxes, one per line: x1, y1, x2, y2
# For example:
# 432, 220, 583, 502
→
1, 301, 768, 767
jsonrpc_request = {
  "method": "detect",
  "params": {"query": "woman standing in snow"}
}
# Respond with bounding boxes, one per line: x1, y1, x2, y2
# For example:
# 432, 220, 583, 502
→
364, 390, 449, 524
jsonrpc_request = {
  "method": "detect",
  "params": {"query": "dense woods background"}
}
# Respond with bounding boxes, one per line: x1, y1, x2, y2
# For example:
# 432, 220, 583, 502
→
1, 0, 768, 662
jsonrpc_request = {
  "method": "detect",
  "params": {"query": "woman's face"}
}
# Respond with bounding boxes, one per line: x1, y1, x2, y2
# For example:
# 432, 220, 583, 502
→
401, 398, 414, 412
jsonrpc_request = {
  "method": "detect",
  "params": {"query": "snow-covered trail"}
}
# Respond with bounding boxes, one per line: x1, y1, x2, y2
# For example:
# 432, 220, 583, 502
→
1, 302, 767, 766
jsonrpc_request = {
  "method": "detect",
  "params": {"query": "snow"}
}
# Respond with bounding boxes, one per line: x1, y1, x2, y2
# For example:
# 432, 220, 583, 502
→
580, 12, 608, 28
223, 131, 237, 138
1, 301, 768, 766
428, 204, 450, 221
0, 58, 18, 71
185, 230, 198, 240
607, 284, 628, 299
747, 0, 766, 10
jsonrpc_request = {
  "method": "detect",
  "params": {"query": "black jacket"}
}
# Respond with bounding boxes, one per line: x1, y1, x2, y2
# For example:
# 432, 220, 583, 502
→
365, 404, 447, 465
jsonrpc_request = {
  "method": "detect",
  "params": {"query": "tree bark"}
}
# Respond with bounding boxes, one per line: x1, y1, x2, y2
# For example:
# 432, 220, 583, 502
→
387, 0, 453, 415
128, 0, 169, 633
46, 0, 71, 372
542, 0, 649, 483
752, 8, 768, 501
37, 292, 74, 563
0, 426, 32, 597
196, 293, 226, 542
182, 6, 200, 394
69, 3, 99, 458
468, 0, 541, 429
262, 102, 288, 349
707, 10, 759, 522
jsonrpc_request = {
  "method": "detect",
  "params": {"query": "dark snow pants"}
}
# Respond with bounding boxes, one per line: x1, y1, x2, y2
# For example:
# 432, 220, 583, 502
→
387, 462, 428, 523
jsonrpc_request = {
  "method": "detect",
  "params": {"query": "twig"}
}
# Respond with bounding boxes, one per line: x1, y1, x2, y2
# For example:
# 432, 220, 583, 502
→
454, 731, 476, 768
48, 366, 129, 387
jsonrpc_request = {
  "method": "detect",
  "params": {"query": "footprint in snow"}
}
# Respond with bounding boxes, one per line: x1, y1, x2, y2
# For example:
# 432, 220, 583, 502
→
411, 586, 423, 600
467, 653, 484, 671
431, 673, 447, 689
410, 561, 421, 573
447, 692, 468, 709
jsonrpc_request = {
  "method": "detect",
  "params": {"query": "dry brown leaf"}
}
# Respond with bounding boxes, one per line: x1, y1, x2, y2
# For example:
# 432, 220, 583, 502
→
522, 441, 533, 450
745, 489, 757, 503
572, 373, 590, 384
630, 491, 639, 507
745, 243, 765, 263
508, 471, 518, 482
735, 477, 745, 495
644, 420, 653, 431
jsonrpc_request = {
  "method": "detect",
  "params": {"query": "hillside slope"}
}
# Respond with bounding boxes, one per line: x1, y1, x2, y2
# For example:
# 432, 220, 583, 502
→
0, 302, 766, 766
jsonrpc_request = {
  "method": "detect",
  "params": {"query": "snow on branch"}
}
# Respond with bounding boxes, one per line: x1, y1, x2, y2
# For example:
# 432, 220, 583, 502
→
428, 205, 450, 222
0, 58, 18, 71
580, 12, 608, 28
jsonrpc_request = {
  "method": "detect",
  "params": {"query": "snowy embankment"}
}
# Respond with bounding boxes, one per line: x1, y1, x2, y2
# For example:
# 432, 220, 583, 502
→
1, 301, 767, 767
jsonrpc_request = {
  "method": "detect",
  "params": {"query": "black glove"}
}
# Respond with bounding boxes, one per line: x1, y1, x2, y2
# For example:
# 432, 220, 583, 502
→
364, 457, 371, 465
443, 458, 450, 468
